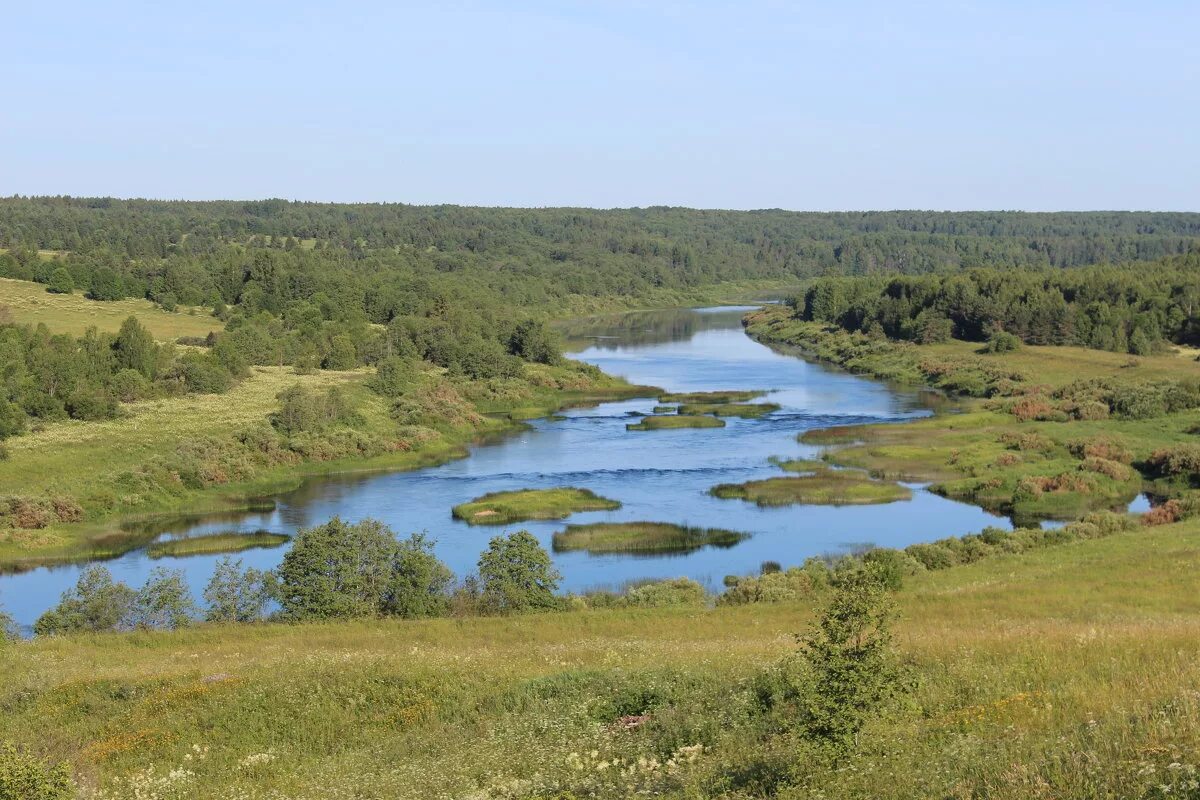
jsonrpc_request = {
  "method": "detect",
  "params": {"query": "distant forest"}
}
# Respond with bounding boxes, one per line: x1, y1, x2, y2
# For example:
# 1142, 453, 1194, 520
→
2, 199, 1199, 312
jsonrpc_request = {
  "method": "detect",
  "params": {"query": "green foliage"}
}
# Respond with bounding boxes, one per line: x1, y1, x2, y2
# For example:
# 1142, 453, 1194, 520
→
270, 384, 355, 436
275, 518, 454, 620
0, 742, 75, 800
508, 319, 560, 364
796, 259, 1200, 353
33, 565, 136, 636
203, 556, 272, 623
46, 267, 73, 295
620, 578, 707, 608
170, 351, 233, 394
984, 330, 1022, 353
476, 530, 561, 614
112, 316, 158, 378
369, 356, 417, 397
131, 567, 196, 630
797, 564, 899, 747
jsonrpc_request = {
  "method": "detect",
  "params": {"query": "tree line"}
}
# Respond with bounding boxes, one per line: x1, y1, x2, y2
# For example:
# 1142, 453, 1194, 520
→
793, 255, 1200, 353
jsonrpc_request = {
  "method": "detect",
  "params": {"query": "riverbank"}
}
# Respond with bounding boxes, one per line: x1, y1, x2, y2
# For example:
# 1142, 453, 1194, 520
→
4, 515, 1199, 798
743, 305, 1200, 524
0, 360, 656, 570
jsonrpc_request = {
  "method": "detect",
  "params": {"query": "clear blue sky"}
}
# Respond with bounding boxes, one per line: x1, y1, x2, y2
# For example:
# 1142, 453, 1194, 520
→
3, 1, 1197, 210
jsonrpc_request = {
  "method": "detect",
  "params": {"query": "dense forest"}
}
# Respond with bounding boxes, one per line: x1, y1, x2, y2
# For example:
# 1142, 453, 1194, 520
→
3, 200, 1200, 307
793, 256, 1200, 353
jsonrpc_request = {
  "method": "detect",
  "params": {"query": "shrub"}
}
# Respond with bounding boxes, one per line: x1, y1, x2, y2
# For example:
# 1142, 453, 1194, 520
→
65, 387, 119, 421
1146, 444, 1200, 478
46, 267, 73, 295
861, 548, 924, 590
1078, 456, 1134, 481
276, 518, 454, 620
718, 562, 827, 605
271, 385, 356, 436
477, 530, 561, 614
173, 351, 234, 394
797, 565, 899, 747
111, 368, 152, 402
0, 742, 75, 800
131, 568, 196, 631
983, 330, 1021, 353
1067, 437, 1133, 464
369, 356, 417, 397
622, 578, 706, 608
33, 566, 137, 635
204, 557, 273, 623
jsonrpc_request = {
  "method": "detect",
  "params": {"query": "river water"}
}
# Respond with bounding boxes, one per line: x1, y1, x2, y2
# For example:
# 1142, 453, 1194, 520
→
0, 306, 1016, 627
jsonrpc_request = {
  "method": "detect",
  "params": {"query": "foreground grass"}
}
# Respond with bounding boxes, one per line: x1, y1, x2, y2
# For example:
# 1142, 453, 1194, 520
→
551, 521, 749, 554
146, 531, 290, 558
3, 519, 1199, 798
0, 277, 221, 341
711, 472, 913, 506
451, 487, 621, 526
627, 414, 726, 431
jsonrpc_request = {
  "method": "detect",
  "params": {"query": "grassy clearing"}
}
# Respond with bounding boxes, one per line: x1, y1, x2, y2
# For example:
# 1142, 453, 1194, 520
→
626, 414, 726, 431
451, 487, 621, 526
677, 401, 781, 418
0, 277, 220, 341
658, 390, 766, 403
145, 531, 290, 558
551, 521, 749, 554
2, 518, 1199, 798
710, 472, 912, 506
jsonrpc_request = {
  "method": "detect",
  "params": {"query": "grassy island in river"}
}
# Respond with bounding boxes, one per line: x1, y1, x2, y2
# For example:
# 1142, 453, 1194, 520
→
551, 521, 750, 554
626, 414, 726, 431
451, 487, 621, 525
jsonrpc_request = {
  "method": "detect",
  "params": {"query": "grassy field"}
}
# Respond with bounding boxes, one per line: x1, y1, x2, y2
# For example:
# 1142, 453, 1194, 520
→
3, 517, 1198, 798
710, 472, 913, 506
451, 487, 622, 526
0, 277, 221, 341
627, 414, 726, 431
551, 521, 749, 554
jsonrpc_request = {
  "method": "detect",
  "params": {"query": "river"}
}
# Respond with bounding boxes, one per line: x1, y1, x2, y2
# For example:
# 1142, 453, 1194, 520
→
0, 306, 1018, 628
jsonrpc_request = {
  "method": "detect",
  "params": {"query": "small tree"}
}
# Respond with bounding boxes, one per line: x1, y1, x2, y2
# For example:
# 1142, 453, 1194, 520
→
275, 517, 399, 620
507, 319, 560, 364
369, 356, 416, 397
112, 316, 158, 379
384, 533, 455, 618
33, 566, 136, 636
0, 742, 76, 800
797, 564, 899, 748
204, 556, 272, 623
322, 334, 358, 370
46, 267, 73, 295
477, 530, 561, 614
0, 607, 17, 643
132, 568, 196, 630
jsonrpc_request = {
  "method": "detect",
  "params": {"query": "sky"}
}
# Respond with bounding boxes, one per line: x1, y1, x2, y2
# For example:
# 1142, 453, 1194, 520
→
2, 1, 1198, 210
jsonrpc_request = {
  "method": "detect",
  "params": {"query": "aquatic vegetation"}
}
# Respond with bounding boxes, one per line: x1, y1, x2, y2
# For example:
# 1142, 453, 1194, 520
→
770, 457, 828, 473
626, 415, 725, 431
451, 487, 621, 525
710, 472, 912, 506
146, 531, 291, 558
552, 521, 749, 555
676, 402, 780, 418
